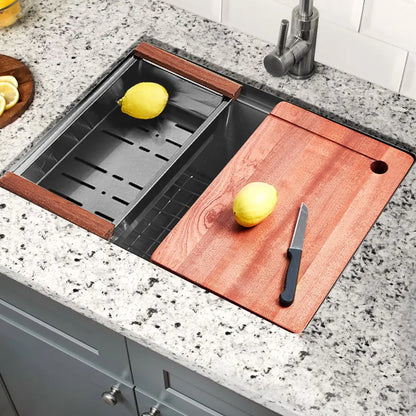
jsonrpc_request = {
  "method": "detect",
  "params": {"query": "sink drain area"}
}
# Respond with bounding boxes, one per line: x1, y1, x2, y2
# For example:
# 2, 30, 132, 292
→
121, 169, 210, 260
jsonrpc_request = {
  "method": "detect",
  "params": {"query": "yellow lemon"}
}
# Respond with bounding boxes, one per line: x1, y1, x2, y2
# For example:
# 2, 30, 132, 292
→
233, 182, 278, 227
117, 82, 168, 119
0, 75, 18, 88
0, 81, 19, 110
0, 0, 21, 28
0, 0, 16, 7
0, 95, 6, 116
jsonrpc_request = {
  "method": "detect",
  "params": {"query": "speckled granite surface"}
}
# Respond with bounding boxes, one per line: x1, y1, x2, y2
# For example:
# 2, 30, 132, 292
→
0, 1, 415, 415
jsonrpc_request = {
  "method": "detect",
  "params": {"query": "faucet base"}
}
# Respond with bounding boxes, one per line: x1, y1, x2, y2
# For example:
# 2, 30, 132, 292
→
288, 65, 315, 80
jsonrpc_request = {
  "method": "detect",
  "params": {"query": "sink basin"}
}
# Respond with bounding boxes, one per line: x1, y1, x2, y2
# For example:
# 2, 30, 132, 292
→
6, 43, 281, 259
113, 89, 281, 259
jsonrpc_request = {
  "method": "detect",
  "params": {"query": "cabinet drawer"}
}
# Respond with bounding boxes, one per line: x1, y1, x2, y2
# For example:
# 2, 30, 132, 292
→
127, 341, 280, 416
1, 310, 137, 416
0, 274, 132, 383
136, 391, 183, 416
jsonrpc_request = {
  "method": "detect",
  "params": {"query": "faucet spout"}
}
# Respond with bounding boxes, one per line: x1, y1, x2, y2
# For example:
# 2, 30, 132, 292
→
264, 0, 319, 79
299, 0, 313, 18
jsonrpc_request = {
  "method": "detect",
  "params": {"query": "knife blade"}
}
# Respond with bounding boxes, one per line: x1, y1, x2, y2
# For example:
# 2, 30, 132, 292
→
279, 202, 308, 307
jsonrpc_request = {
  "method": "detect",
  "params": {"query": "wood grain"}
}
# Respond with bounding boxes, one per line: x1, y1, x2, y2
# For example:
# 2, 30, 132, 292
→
152, 102, 414, 333
0, 172, 114, 240
0, 54, 34, 129
135, 42, 242, 100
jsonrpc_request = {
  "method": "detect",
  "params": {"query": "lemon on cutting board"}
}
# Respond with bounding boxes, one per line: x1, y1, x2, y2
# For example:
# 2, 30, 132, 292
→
0, 81, 19, 110
233, 182, 278, 227
117, 82, 169, 119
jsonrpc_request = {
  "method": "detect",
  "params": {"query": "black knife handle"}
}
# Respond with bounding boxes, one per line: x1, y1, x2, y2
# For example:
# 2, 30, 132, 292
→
279, 247, 303, 307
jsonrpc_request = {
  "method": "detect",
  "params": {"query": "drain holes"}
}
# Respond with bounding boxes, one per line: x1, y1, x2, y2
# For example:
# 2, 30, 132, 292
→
175, 123, 194, 133
49, 189, 83, 206
112, 196, 129, 206
371, 160, 388, 174
166, 138, 182, 148
62, 173, 95, 189
102, 129, 134, 145
129, 182, 143, 190
94, 211, 114, 222
138, 126, 150, 133
155, 154, 169, 162
139, 146, 150, 152
112, 174, 123, 181
74, 157, 107, 173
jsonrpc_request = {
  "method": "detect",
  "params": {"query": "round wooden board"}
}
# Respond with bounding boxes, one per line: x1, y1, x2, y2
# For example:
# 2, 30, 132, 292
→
0, 54, 34, 129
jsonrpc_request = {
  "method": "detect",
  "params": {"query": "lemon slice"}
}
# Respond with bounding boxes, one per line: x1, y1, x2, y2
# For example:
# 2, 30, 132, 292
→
0, 75, 18, 88
0, 81, 19, 110
0, 95, 6, 116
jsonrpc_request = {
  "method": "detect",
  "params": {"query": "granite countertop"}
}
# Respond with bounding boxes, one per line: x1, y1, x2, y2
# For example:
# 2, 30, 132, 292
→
0, 1, 415, 415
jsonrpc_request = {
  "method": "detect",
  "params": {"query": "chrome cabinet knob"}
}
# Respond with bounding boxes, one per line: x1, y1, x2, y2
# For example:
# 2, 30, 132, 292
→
101, 386, 120, 406
142, 406, 160, 416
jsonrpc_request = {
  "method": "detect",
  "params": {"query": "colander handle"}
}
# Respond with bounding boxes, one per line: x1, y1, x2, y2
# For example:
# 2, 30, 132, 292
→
0, 171, 114, 240
135, 42, 242, 100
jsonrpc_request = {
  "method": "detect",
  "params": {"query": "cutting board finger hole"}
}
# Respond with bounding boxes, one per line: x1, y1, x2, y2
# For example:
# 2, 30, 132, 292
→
370, 160, 388, 174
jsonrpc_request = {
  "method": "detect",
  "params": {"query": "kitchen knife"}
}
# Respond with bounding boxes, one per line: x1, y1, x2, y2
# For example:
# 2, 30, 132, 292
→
279, 202, 308, 307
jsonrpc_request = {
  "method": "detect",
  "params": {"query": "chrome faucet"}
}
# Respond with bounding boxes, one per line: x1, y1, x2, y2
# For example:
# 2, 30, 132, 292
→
264, 0, 319, 79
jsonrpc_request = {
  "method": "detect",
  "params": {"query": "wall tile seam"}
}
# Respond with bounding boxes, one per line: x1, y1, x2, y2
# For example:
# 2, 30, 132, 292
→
219, 0, 223, 23
322, 22, 409, 57
398, 51, 410, 96
357, 0, 366, 32
358, 28, 416, 55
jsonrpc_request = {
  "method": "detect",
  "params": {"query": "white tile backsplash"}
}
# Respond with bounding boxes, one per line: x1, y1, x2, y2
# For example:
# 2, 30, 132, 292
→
316, 21, 408, 92
163, 0, 222, 22
400, 53, 416, 100
170, 0, 415, 97
222, 0, 292, 44
360, 0, 416, 53
277, 0, 364, 31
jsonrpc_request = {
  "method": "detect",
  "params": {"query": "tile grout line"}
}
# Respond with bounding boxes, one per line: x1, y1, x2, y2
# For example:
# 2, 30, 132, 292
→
219, 0, 223, 23
357, 0, 366, 33
398, 51, 409, 95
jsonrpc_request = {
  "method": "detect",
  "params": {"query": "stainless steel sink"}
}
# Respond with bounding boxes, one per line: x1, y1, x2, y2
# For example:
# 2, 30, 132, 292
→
11, 48, 281, 260
113, 89, 281, 259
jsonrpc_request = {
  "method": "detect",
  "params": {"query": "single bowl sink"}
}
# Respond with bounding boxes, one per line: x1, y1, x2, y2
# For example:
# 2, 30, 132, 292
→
7, 43, 281, 259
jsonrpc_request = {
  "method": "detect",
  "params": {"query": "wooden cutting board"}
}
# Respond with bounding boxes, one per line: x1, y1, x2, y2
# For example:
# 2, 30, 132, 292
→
151, 102, 414, 333
0, 54, 34, 129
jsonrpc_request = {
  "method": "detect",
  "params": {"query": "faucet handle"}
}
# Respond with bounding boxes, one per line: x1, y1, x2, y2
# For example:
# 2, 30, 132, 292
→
277, 19, 290, 56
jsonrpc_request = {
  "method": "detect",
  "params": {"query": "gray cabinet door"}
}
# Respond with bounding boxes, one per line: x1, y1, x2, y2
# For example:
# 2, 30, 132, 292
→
127, 341, 279, 416
0, 298, 137, 416
0, 275, 132, 383
135, 391, 183, 416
